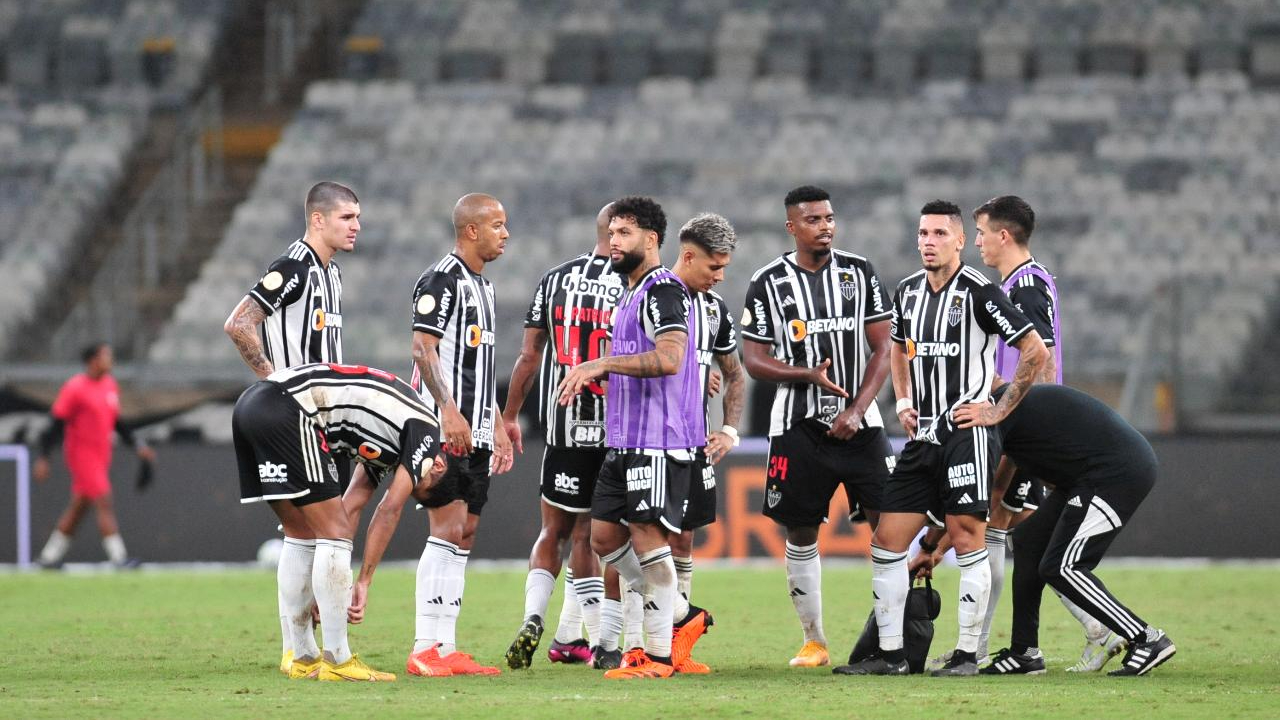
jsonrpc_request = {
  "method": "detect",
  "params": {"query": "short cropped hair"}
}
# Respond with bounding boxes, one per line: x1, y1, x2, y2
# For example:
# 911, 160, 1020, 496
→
973, 195, 1035, 245
784, 185, 830, 208
920, 199, 963, 219
679, 213, 737, 255
610, 196, 667, 247
81, 342, 108, 364
305, 181, 359, 218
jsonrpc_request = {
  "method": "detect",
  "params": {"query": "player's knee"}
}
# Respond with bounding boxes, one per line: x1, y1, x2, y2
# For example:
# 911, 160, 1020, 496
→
786, 525, 818, 546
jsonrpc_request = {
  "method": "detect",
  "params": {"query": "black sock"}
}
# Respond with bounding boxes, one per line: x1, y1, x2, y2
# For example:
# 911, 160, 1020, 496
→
1011, 644, 1030, 655
882, 648, 905, 663
650, 654, 672, 666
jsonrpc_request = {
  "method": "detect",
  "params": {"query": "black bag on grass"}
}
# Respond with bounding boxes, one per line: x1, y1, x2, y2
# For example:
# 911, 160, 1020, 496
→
847, 576, 942, 674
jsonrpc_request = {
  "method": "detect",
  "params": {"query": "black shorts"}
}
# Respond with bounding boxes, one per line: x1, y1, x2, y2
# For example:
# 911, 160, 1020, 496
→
763, 420, 893, 528
233, 382, 342, 507
883, 425, 1000, 519
682, 447, 718, 531
591, 449, 692, 533
1002, 471, 1045, 513
420, 448, 492, 515
540, 446, 607, 513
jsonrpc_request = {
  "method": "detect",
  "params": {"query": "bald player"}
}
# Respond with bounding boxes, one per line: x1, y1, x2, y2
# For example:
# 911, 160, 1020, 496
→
403, 193, 515, 676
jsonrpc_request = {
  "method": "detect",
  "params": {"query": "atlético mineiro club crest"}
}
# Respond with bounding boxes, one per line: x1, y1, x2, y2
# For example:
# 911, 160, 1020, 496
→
947, 295, 964, 327
839, 272, 857, 301
705, 303, 721, 336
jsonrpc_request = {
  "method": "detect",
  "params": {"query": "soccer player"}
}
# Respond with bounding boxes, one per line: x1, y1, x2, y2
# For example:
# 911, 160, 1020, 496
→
951, 382, 1175, 676
222, 181, 359, 672
668, 212, 745, 674
557, 196, 709, 680
34, 342, 155, 568
971, 196, 1122, 670
232, 361, 445, 681
501, 203, 622, 669
836, 200, 1048, 677
741, 186, 895, 668
405, 193, 515, 676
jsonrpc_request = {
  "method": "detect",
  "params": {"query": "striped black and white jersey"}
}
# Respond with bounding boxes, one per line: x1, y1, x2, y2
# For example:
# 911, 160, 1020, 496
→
524, 252, 623, 448
890, 263, 1034, 445
248, 239, 343, 368
741, 250, 892, 437
267, 363, 440, 485
692, 290, 737, 417
410, 253, 498, 450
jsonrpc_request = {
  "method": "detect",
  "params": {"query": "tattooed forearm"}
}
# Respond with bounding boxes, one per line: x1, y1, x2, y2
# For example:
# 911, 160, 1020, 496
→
717, 352, 746, 428
1039, 348, 1057, 383
224, 297, 273, 378
412, 333, 457, 409
601, 331, 688, 378
989, 332, 1046, 421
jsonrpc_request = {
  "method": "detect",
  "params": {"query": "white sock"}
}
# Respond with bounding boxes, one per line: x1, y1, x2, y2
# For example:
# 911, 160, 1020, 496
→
956, 548, 991, 654
979, 527, 1008, 656
523, 568, 555, 624
414, 537, 454, 653
279, 538, 319, 660
599, 597, 623, 651
102, 533, 127, 564
574, 574, 604, 646
312, 538, 353, 665
1055, 589, 1108, 641
600, 541, 646, 592
554, 569, 584, 643
674, 555, 694, 605
622, 579, 645, 650
786, 541, 826, 646
871, 544, 909, 652
39, 530, 70, 565
638, 546, 676, 659
435, 542, 469, 657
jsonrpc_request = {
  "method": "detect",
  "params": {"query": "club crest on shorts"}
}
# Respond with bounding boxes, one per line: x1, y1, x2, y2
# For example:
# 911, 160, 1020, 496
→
766, 485, 782, 509
947, 295, 964, 327
839, 272, 857, 301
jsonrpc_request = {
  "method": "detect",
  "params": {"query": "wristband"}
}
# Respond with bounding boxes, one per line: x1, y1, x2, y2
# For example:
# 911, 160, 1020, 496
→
896, 398, 913, 415
719, 425, 740, 447
918, 538, 937, 554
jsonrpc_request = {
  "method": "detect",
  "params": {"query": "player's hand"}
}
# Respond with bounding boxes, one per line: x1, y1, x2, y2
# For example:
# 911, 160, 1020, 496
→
33, 456, 50, 483
952, 402, 999, 429
827, 405, 865, 440
491, 420, 514, 476
908, 549, 937, 579
348, 581, 369, 624
707, 369, 723, 397
502, 414, 524, 455
556, 359, 604, 406
137, 445, 157, 463
898, 407, 918, 440
442, 406, 473, 456
807, 359, 849, 399
705, 431, 733, 464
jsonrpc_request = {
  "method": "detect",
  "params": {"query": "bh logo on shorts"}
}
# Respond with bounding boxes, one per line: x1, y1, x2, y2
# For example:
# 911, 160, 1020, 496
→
258, 462, 288, 484
553, 472, 580, 496
947, 462, 977, 489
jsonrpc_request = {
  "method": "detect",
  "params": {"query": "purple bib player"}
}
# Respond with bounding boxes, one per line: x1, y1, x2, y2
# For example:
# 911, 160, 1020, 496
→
996, 262, 1063, 384
605, 268, 706, 450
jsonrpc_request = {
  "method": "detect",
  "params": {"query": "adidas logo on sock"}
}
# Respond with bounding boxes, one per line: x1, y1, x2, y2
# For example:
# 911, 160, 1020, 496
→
636, 500, 650, 512
643, 601, 659, 611
960, 493, 973, 504
1067, 496, 1083, 507
427, 595, 444, 605
960, 593, 976, 603
450, 599, 462, 606
873, 591, 880, 600
582, 597, 601, 606
789, 587, 807, 597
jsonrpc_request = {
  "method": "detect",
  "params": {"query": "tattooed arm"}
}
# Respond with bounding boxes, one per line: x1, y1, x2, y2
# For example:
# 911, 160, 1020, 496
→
953, 330, 1048, 428
705, 350, 747, 463
412, 330, 473, 455
223, 296, 274, 379
557, 331, 686, 405
501, 327, 547, 455
1039, 348, 1057, 384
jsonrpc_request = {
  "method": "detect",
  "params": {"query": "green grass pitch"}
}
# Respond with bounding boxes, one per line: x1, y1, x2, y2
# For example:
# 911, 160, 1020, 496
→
5, 563, 1278, 718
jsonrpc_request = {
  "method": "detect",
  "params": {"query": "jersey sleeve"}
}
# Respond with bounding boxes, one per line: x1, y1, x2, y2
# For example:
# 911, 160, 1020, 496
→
411, 271, 457, 337
1008, 282, 1056, 348
712, 296, 738, 354
642, 281, 690, 341
863, 261, 892, 323
523, 272, 550, 329
890, 285, 906, 344
49, 379, 78, 420
973, 284, 1034, 345
399, 418, 441, 481
248, 256, 309, 315
740, 275, 775, 343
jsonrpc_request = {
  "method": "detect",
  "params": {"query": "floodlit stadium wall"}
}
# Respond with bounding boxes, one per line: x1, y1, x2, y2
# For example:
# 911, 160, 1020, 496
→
2, 435, 1271, 564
